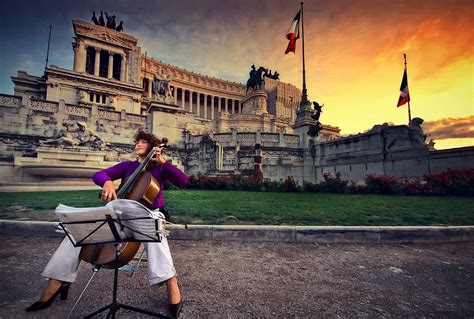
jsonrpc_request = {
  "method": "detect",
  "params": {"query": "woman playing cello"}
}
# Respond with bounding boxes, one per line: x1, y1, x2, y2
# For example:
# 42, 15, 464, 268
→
26, 130, 187, 318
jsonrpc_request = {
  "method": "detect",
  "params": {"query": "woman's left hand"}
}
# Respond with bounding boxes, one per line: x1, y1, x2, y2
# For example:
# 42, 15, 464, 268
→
151, 147, 166, 165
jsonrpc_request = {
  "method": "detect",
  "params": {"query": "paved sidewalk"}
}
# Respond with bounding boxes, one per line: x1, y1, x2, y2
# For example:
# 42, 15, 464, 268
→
1, 233, 473, 318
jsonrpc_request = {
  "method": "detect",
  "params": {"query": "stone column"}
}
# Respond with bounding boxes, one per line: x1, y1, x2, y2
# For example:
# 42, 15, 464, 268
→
183, 90, 188, 113
181, 89, 185, 110
73, 41, 86, 72
107, 52, 114, 79
211, 95, 215, 119
173, 87, 178, 105
147, 78, 152, 98
73, 43, 79, 71
121, 53, 129, 83
196, 92, 201, 117
94, 48, 100, 76
218, 97, 222, 114
203, 94, 208, 119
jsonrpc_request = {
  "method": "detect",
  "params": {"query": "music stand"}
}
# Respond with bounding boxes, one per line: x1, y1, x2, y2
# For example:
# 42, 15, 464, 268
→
59, 212, 167, 318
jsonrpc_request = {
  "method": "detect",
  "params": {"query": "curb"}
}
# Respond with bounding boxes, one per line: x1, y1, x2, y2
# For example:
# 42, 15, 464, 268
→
1, 220, 473, 244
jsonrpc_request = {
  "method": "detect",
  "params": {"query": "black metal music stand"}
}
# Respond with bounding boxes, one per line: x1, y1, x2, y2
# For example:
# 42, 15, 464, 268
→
59, 214, 167, 318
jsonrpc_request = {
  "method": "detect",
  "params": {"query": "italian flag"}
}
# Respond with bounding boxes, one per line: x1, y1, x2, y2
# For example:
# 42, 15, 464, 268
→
285, 10, 301, 54
397, 68, 410, 107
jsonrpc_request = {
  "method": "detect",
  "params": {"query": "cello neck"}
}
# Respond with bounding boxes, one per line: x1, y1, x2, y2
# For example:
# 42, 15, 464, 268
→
116, 146, 159, 198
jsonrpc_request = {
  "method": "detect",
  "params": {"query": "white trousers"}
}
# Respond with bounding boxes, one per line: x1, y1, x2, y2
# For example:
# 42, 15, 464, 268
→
42, 236, 176, 286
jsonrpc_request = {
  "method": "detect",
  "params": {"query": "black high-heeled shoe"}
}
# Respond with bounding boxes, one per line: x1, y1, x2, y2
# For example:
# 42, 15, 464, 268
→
25, 282, 70, 312
168, 300, 183, 318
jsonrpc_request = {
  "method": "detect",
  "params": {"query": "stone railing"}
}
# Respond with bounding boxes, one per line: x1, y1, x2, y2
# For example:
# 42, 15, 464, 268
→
30, 99, 59, 113
213, 134, 232, 143
261, 133, 279, 143
237, 133, 257, 146
0, 94, 22, 107
126, 114, 146, 124
284, 134, 299, 144
98, 109, 120, 121
65, 104, 91, 117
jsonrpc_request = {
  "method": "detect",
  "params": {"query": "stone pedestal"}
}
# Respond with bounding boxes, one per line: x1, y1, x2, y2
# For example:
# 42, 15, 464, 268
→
148, 100, 185, 144
13, 147, 114, 182
241, 90, 268, 115
292, 99, 315, 149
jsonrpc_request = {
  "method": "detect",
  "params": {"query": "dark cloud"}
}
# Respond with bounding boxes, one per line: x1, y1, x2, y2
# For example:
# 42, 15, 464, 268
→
423, 116, 474, 140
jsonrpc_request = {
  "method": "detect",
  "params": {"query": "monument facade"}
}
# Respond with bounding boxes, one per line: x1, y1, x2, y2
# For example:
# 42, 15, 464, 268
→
0, 17, 472, 190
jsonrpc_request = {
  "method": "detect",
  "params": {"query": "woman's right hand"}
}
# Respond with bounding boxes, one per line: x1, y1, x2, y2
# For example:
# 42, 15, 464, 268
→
101, 181, 117, 202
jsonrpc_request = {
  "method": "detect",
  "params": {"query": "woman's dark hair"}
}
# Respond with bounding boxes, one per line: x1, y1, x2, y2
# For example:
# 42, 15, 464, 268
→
134, 130, 168, 155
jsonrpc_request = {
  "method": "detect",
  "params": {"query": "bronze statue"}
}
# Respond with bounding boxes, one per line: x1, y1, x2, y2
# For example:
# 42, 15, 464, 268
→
99, 11, 105, 26
92, 11, 99, 25
111, 15, 117, 29
246, 65, 267, 94
311, 101, 324, 121
262, 68, 280, 80
307, 121, 323, 137
105, 12, 111, 28
116, 21, 124, 32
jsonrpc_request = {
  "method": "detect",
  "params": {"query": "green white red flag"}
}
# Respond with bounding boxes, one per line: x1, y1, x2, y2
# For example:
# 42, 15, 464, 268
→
285, 10, 301, 54
397, 68, 410, 107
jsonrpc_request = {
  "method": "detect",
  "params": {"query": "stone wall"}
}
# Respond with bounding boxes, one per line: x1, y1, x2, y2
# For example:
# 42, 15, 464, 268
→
312, 124, 474, 182
1, 93, 473, 189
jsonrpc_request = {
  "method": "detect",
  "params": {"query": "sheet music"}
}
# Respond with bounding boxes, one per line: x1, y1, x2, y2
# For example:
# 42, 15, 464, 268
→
106, 199, 166, 241
55, 199, 166, 245
55, 204, 126, 244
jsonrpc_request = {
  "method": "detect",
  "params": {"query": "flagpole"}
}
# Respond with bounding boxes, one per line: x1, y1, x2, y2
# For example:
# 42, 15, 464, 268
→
45, 24, 52, 70
404, 53, 412, 124
300, 2, 308, 103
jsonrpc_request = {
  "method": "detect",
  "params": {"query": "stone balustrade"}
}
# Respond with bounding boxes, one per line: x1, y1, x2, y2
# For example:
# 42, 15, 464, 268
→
126, 114, 147, 124
192, 131, 301, 148
0, 94, 146, 124
65, 104, 91, 117
98, 109, 121, 121
0, 94, 22, 107
30, 99, 59, 113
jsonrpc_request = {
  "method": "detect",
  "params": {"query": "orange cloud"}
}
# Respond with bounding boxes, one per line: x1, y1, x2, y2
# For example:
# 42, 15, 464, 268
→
423, 116, 474, 140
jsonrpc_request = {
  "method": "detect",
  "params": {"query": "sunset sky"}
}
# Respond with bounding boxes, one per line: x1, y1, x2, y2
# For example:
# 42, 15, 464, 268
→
0, 0, 472, 149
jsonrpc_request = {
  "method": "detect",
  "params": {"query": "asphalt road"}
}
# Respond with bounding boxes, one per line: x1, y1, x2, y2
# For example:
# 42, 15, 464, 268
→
0, 234, 473, 318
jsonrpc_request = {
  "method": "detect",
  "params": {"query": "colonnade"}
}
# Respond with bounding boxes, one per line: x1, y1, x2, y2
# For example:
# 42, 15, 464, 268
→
73, 42, 128, 82
143, 79, 242, 119
175, 87, 241, 119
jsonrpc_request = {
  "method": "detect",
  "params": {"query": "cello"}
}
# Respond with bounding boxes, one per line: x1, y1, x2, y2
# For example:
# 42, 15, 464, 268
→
80, 142, 167, 269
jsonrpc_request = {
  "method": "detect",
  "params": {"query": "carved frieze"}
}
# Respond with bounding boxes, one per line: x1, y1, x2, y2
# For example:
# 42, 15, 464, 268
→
73, 20, 137, 48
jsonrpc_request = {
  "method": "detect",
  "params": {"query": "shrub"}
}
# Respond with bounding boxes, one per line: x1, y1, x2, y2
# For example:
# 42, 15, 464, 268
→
423, 169, 474, 196
185, 169, 474, 196
347, 180, 367, 194
365, 174, 401, 194
281, 175, 302, 192
401, 178, 424, 196
318, 172, 348, 193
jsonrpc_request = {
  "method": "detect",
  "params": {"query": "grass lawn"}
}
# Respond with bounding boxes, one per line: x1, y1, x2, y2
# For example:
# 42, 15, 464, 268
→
0, 189, 472, 226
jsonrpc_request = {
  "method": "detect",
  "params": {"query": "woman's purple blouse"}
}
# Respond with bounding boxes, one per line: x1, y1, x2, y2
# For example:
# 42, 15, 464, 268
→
92, 161, 188, 209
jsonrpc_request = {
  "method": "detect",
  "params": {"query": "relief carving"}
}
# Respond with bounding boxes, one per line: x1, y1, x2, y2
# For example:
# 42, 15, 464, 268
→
40, 121, 106, 150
